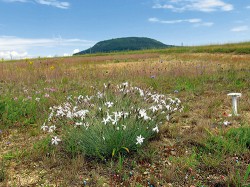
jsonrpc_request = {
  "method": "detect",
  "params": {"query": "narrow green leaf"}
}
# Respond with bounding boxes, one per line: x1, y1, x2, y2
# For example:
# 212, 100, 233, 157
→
244, 164, 250, 182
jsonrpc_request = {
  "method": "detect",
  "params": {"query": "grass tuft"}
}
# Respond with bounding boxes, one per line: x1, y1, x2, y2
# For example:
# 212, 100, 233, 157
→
43, 83, 182, 159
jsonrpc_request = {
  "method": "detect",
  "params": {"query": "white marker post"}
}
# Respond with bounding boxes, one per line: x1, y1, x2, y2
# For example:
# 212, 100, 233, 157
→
227, 93, 242, 116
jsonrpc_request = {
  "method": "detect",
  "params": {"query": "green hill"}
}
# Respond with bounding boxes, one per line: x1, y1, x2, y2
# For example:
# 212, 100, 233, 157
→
74, 37, 172, 55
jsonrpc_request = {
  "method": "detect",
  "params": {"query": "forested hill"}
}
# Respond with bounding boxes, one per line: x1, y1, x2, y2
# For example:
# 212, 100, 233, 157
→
74, 37, 172, 55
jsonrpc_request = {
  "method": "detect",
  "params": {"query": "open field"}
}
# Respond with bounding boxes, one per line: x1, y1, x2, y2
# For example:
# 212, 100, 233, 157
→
0, 47, 250, 186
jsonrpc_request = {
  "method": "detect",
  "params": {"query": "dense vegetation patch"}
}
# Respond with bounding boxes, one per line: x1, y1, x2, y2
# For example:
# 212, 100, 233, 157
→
74, 37, 172, 55
42, 83, 182, 159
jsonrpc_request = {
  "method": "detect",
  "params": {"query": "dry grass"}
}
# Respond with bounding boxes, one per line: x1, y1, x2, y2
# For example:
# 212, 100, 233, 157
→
0, 51, 250, 186
1, 53, 249, 85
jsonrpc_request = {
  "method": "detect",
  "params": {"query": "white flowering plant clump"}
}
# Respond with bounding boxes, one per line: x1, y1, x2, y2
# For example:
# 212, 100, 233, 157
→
41, 82, 183, 159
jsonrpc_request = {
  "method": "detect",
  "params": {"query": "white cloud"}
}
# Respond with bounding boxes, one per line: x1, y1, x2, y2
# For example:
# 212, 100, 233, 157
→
148, 17, 213, 27
153, 0, 233, 12
148, 17, 159, 22
2, 0, 28, 2
35, 0, 70, 9
187, 18, 202, 23
231, 26, 249, 32
0, 36, 95, 59
194, 22, 214, 27
246, 6, 250, 9
149, 17, 202, 24
0, 51, 29, 60
73, 49, 80, 54
2, 0, 70, 9
153, 4, 175, 9
0, 36, 94, 51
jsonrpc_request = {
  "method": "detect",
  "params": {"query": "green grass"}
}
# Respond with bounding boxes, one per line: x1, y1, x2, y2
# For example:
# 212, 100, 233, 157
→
0, 96, 38, 128
169, 152, 199, 170
226, 127, 250, 149
200, 127, 250, 156
244, 164, 250, 184
0, 49, 250, 186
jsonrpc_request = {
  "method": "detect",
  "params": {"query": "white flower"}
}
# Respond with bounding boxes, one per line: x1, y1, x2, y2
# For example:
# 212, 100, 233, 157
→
113, 111, 122, 118
77, 95, 84, 101
56, 107, 65, 117
122, 112, 129, 118
139, 89, 144, 97
136, 135, 145, 145
223, 121, 231, 126
35, 97, 40, 102
48, 112, 54, 121
97, 91, 103, 98
166, 114, 170, 121
122, 82, 128, 87
75, 122, 83, 127
165, 105, 171, 110
48, 125, 56, 132
151, 94, 160, 103
51, 136, 61, 145
143, 115, 151, 121
158, 104, 163, 110
111, 112, 121, 125
152, 125, 159, 133
139, 109, 146, 116
73, 109, 89, 119
66, 111, 73, 119
102, 117, 109, 125
84, 122, 90, 129
111, 117, 118, 125
41, 124, 48, 131
149, 106, 158, 113
106, 112, 113, 121
105, 101, 114, 108
139, 109, 151, 121
175, 98, 181, 103
67, 95, 72, 100
134, 87, 144, 97
84, 95, 92, 102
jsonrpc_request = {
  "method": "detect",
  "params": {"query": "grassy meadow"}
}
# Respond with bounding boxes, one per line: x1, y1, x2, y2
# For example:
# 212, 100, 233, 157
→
0, 44, 250, 186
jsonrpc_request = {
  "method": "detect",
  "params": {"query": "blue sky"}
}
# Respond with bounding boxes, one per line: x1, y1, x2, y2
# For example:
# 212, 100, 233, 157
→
0, 0, 250, 59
